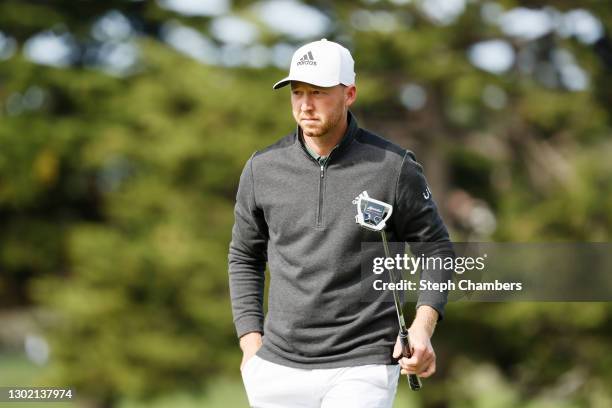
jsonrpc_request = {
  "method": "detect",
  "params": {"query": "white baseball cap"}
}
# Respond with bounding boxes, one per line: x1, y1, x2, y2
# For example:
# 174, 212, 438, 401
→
273, 38, 356, 89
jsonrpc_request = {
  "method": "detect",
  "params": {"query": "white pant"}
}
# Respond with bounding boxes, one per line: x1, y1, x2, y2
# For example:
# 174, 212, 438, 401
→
241, 355, 400, 408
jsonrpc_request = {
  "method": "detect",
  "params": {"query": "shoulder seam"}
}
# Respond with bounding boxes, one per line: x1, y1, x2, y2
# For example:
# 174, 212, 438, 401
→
354, 129, 405, 158
249, 152, 259, 210
254, 133, 296, 157
393, 150, 409, 212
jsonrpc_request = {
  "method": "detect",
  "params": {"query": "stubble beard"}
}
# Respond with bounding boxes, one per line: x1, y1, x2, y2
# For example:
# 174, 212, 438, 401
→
301, 105, 345, 138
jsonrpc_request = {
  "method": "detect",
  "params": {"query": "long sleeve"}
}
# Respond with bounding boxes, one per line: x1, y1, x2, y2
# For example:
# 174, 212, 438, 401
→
228, 155, 268, 338
393, 151, 454, 320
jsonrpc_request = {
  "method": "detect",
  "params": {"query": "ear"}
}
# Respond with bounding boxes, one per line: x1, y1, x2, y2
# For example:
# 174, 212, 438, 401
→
345, 85, 357, 107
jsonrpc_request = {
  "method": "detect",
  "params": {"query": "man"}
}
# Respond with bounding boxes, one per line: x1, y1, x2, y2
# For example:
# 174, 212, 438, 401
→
229, 39, 452, 407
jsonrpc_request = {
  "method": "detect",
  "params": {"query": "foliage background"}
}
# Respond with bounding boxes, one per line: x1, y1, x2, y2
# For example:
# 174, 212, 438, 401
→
1, 1, 611, 407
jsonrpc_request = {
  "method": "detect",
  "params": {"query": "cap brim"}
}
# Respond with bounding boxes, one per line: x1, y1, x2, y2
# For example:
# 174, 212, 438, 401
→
272, 76, 343, 90
272, 77, 291, 89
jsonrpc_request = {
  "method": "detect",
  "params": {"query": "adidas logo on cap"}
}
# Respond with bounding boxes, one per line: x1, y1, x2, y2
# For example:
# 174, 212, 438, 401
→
297, 51, 317, 66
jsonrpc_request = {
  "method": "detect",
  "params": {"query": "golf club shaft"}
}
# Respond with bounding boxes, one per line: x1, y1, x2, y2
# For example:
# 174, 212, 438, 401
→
381, 231, 422, 391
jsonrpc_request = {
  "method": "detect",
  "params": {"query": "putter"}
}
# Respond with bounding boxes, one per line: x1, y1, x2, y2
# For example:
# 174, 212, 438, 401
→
353, 191, 422, 391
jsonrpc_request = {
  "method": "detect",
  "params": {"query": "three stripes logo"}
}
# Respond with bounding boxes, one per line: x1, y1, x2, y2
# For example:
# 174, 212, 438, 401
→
297, 50, 317, 66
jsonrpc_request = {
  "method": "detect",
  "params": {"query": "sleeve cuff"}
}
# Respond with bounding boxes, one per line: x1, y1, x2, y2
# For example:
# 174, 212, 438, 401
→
235, 315, 264, 339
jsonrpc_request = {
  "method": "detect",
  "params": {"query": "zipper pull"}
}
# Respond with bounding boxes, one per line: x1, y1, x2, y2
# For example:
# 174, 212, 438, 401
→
320, 165, 324, 178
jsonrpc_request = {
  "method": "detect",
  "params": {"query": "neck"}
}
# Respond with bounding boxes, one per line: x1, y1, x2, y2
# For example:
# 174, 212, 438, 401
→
303, 114, 348, 157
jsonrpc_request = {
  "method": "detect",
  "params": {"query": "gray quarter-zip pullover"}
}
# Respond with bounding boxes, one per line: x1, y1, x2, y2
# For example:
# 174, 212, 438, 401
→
228, 112, 452, 368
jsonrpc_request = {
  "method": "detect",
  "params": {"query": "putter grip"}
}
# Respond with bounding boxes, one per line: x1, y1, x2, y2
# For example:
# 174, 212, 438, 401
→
400, 332, 422, 391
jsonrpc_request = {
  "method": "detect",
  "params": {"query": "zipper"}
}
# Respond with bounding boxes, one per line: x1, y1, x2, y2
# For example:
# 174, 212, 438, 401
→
300, 124, 353, 228
317, 164, 325, 227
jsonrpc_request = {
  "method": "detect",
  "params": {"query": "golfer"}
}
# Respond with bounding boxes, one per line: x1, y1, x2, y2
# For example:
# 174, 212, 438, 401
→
229, 38, 452, 407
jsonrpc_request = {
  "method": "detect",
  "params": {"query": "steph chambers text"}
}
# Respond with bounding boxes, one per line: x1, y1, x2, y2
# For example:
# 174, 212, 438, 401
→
373, 279, 523, 292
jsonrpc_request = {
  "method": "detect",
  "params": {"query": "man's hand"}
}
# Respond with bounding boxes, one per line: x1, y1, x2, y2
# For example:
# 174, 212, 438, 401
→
392, 328, 436, 378
392, 305, 438, 378
239, 332, 263, 370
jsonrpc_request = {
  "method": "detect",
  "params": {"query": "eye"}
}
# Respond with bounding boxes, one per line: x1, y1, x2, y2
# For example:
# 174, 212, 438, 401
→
312, 90, 321, 95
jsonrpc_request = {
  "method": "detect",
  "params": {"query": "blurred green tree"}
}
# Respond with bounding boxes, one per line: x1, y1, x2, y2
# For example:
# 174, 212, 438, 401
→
0, 1, 611, 407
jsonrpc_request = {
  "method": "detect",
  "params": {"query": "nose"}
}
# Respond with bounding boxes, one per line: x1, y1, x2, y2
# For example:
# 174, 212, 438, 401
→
300, 94, 313, 112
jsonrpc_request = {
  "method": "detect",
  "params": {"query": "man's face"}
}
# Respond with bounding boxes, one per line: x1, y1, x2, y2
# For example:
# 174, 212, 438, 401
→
290, 81, 356, 138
